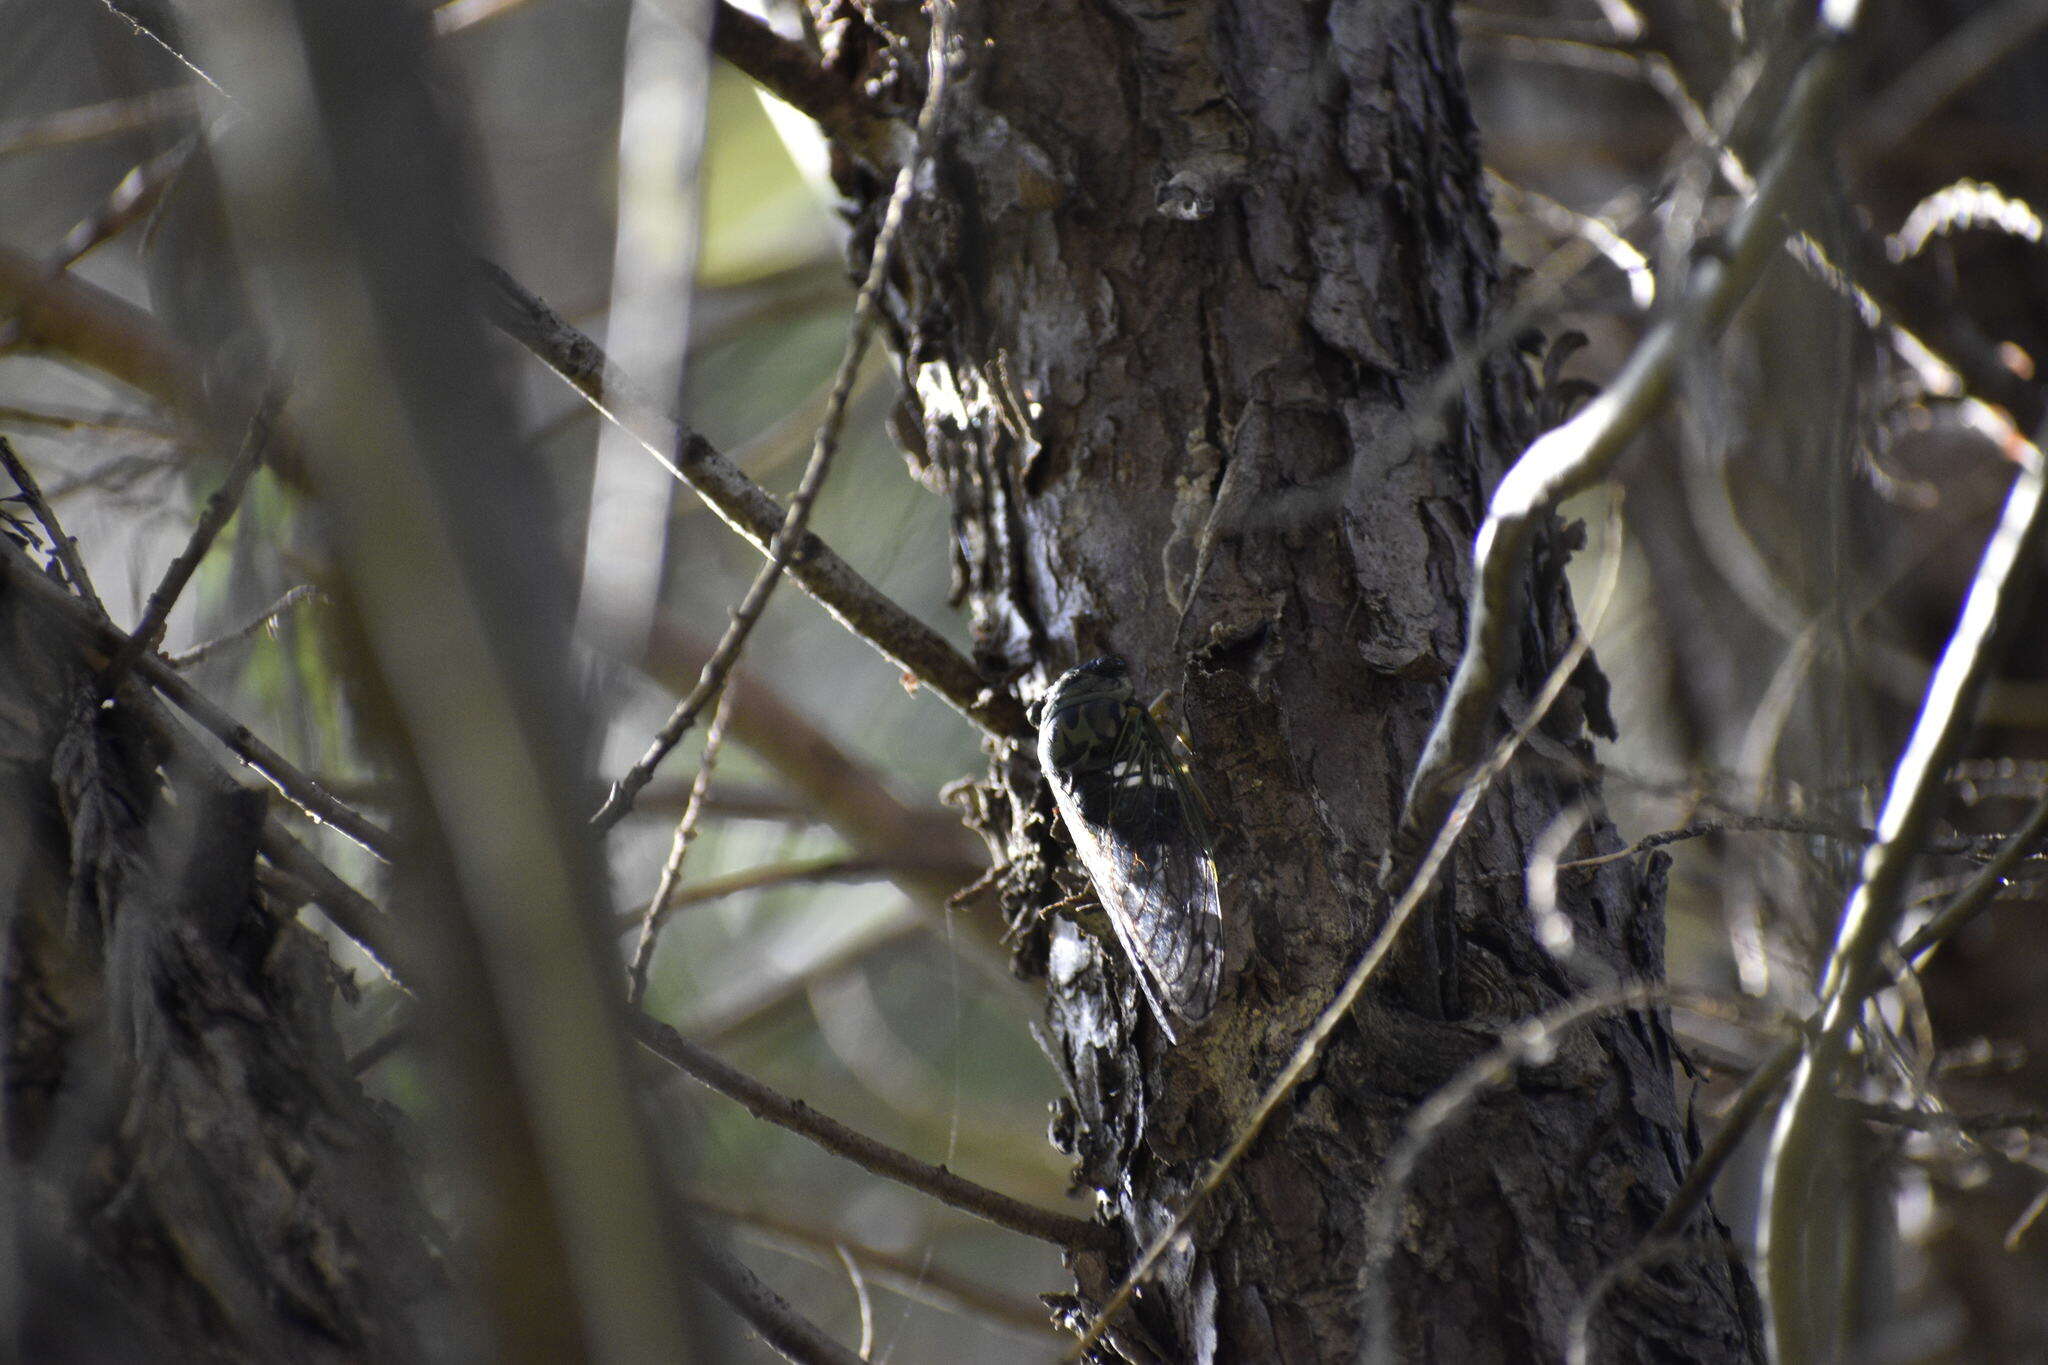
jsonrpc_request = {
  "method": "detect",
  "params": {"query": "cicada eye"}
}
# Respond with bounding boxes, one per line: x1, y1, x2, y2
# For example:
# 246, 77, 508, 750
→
1025, 693, 1048, 728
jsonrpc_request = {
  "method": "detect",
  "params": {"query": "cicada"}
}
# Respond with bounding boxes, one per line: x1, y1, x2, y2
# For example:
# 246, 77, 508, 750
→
1036, 656, 1222, 1041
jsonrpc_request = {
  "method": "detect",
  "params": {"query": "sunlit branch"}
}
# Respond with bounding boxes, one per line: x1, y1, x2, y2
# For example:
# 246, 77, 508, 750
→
478, 265, 1026, 740
595, 8, 959, 829
165, 584, 322, 668
707, 1, 891, 151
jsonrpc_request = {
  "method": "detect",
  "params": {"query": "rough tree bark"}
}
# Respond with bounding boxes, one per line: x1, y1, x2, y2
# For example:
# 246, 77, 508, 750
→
827, 0, 1765, 1358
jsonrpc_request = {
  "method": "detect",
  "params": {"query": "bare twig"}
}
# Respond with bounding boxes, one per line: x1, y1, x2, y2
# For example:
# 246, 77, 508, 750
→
0, 436, 105, 615
612, 854, 909, 934
628, 1010, 1117, 1252
103, 393, 278, 691
1391, 0, 1862, 879
1639, 775, 2048, 1251
626, 685, 740, 1004
1762, 409, 2048, 1361
0, 545, 390, 858
164, 583, 321, 668
693, 1235, 866, 1365
1901, 782, 2048, 961
1067, 499, 1627, 1360
690, 1190, 1054, 1336
594, 5, 962, 830
52, 138, 194, 270
478, 265, 1026, 742
257, 821, 410, 984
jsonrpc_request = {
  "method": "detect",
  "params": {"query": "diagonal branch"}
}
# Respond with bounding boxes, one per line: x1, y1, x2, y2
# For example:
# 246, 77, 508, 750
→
707, 1, 890, 151
102, 391, 279, 691
629, 1010, 1117, 1252
0, 435, 105, 615
0, 543, 391, 858
1760, 414, 2048, 1361
476, 262, 1028, 741
594, 3, 959, 829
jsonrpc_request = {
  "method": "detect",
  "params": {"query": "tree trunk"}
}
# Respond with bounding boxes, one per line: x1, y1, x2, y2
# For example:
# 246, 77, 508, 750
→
833, 0, 1766, 1357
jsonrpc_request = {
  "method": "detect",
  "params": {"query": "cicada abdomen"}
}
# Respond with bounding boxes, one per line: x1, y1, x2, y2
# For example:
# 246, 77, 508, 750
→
1036, 656, 1221, 1041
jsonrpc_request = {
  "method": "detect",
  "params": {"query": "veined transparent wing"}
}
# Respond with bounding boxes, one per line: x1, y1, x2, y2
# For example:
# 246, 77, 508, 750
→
1044, 697, 1222, 1040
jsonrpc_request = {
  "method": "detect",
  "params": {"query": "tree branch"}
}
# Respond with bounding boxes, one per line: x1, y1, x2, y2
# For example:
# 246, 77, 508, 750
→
476, 261, 1029, 741
628, 1010, 1116, 1252
595, 7, 954, 827
690, 1190, 1054, 1337
1, 435, 105, 614
708, 1, 890, 151
102, 390, 278, 691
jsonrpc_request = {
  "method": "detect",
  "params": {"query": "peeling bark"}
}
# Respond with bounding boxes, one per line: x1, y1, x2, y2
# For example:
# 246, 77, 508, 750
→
833, 0, 1766, 1358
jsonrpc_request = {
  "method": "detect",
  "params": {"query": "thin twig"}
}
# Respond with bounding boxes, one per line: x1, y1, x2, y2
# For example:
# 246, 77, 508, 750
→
103, 393, 278, 691
96, 1, 231, 97
689, 1190, 1054, 1337
1391, 1, 1862, 880
477, 267, 1027, 742
1901, 782, 2048, 960
628, 1010, 1117, 1252
612, 854, 902, 934
1067, 498, 1628, 1360
692, 1233, 866, 1365
164, 583, 322, 668
1761, 414, 2048, 1361
594, 5, 962, 830
626, 685, 740, 1004
1641, 775, 2048, 1249
259, 822, 410, 985
52, 138, 194, 270
1, 436, 105, 614
0, 546, 391, 858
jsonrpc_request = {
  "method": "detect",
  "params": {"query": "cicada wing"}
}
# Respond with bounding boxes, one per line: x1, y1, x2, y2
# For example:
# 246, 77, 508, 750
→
1047, 704, 1222, 1037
